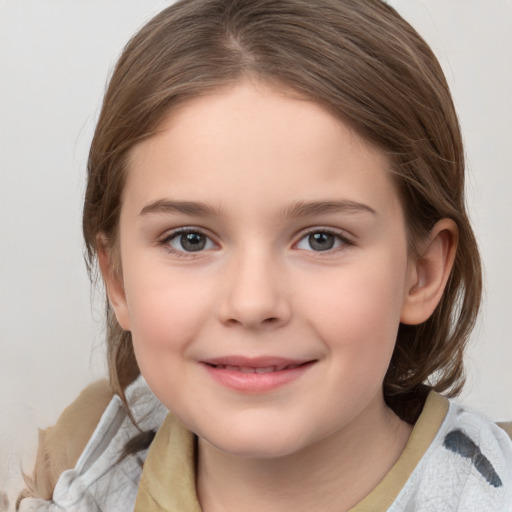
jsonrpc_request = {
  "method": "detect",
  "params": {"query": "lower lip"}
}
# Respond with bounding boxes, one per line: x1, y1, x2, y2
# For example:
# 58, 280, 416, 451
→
201, 362, 315, 393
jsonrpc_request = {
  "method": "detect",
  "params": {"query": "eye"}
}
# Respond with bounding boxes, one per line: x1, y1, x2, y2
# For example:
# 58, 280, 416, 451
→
165, 230, 216, 253
295, 230, 348, 252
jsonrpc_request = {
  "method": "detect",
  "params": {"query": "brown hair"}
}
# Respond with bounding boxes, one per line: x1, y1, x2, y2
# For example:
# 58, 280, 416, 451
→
83, 0, 482, 423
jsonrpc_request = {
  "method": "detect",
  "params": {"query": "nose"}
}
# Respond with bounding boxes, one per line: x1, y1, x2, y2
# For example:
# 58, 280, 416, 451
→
217, 248, 291, 330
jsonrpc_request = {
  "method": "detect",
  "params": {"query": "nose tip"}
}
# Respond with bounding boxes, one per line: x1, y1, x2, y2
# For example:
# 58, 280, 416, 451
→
217, 258, 291, 330
220, 293, 291, 330
224, 312, 285, 329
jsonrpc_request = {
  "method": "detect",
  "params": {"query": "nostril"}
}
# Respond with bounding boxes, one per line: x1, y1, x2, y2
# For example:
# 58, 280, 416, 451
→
261, 317, 281, 326
225, 316, 280, 327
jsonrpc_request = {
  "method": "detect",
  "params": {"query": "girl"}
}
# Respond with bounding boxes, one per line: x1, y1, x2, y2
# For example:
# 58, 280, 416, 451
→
17, 0, 512, 510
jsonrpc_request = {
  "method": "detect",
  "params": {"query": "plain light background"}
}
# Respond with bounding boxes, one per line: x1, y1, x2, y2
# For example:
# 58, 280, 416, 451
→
1, 0, 511, 501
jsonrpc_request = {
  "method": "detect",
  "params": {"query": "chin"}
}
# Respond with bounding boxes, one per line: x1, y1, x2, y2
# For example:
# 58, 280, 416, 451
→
200, 427, 310, 460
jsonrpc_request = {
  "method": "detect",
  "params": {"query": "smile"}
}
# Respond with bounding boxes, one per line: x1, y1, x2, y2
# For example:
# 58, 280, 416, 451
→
208, 363, 304, 373
201, 357, 316, 393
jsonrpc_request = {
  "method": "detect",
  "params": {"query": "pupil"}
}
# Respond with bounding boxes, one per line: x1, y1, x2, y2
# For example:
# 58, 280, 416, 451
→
309, 232, 334, 251
181, 232, 206, 251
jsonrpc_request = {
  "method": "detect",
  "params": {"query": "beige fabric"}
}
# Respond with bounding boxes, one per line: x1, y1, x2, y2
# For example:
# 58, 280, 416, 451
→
20, 380, 113, 502
349, 392, 448, 511
135, 392, 449, 512
135, 414, 201, 512
498, 422, 512, 439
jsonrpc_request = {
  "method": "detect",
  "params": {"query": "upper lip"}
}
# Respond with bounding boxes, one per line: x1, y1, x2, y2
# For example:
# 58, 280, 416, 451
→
201, 356, 314, 369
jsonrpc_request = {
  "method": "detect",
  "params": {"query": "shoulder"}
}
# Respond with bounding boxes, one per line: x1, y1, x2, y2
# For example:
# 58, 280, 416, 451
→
21, 379, 114, 502
441, 401, 512, 489
391, 396, 512, 511
17, 377, 168, 512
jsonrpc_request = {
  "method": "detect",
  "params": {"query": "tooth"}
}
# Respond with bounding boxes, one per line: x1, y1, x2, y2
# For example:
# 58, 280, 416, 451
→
255, 367, 275, 374
212, 363, 305, 373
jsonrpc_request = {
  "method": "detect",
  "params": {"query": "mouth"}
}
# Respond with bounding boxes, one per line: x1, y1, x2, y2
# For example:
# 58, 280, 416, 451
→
200, 356, 316, 392
205, 362, 307, 374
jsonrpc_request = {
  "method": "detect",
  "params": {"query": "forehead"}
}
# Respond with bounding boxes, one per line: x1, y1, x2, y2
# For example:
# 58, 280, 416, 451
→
124, 81, 401, 220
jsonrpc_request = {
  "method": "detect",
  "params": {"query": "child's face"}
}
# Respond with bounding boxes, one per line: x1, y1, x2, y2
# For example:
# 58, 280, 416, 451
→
111, 81, 416, 457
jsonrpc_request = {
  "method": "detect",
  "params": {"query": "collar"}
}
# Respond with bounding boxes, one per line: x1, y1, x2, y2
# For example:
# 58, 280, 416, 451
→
134, 391, 449, 511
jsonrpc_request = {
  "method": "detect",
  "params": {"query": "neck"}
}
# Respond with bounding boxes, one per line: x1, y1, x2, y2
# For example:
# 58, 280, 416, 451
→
197, 397, 412, 512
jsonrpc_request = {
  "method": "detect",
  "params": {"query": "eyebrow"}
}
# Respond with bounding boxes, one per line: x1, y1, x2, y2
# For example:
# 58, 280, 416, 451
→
281, 200, 377, 218
139, 199, 221, 217
139, 198, 377, 218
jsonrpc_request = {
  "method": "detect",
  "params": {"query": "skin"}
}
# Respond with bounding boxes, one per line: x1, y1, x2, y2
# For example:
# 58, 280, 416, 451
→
101, 81, 457, 511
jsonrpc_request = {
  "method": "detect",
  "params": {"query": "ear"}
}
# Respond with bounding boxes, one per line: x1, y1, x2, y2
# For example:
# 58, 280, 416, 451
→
400, 219, 458, 325
97, 236, 131, 331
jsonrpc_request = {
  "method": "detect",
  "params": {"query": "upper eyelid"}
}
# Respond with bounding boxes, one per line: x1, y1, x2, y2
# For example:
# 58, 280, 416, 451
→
160, 226, 215, 241
295, 226, 353, 241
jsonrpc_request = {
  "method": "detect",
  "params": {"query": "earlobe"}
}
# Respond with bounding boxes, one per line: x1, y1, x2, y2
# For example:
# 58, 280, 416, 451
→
400, 219, 458, 325
97, 237, 131, 331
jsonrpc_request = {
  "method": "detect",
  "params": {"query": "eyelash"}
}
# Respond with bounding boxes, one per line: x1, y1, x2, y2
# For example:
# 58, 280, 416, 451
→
294, 228, 353, 254
159, 227, 353, 257
159, 228, 217, 257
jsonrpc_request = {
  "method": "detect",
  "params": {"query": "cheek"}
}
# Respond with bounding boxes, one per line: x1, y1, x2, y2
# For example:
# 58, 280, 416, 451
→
301, 255, 408, 365
121, 259, 214, 357
123, 267, 216, 407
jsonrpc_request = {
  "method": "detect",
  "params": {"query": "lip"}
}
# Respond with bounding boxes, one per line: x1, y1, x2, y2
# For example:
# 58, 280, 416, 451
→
200, 356, 316, 393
